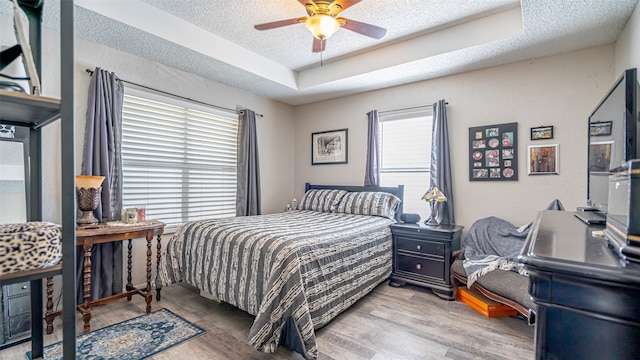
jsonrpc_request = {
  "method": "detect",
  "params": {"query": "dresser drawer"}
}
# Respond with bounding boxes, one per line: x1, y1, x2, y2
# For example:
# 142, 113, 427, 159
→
6, 294, 31, 315
395, 253, 445, 280
7, 313, 30, 339
396, 237, 445, 257
5, 283, 30, 297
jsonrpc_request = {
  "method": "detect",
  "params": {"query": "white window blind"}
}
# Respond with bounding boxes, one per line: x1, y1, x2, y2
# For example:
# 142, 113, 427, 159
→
379, 107, 433, 220
121, 91, 238, 229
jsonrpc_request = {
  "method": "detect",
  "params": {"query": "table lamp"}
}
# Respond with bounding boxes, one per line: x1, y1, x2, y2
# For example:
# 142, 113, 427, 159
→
76, 175, 105, 225
421, 186, 447, 225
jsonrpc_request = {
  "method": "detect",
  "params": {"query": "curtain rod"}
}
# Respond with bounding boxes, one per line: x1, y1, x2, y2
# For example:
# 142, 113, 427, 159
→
85, 68, 263, 117
368, 102, 449, 115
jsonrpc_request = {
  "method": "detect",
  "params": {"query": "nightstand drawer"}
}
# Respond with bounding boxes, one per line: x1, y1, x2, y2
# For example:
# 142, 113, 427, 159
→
396, 254, 444, 280
396, 237, 444, 257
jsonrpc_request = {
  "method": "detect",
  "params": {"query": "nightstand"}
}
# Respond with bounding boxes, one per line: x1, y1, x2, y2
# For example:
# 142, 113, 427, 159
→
389, 223, 463, 300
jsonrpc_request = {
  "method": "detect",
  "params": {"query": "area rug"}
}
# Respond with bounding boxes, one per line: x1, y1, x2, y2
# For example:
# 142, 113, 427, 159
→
27, 308, 205, 360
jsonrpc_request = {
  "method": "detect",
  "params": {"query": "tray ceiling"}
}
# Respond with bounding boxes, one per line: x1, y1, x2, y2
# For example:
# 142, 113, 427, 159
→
1, 0, 638, 106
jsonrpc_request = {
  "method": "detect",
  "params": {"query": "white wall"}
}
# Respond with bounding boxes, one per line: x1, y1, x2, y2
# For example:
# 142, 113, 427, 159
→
294, 45, 616, 230
615, 2, 640, 74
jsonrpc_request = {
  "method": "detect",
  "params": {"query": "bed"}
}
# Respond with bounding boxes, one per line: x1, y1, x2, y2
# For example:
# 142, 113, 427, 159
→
157, 183, 404, 359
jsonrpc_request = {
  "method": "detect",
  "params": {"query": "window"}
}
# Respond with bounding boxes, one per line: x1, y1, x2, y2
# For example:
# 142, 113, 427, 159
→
379, 107, 433, 220
121, 89, 238, 230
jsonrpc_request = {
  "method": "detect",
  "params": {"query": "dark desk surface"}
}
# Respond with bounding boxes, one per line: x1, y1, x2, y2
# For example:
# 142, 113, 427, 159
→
519, 210, 640, 284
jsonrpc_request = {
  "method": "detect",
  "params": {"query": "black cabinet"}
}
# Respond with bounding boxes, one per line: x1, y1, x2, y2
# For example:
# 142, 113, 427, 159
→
519, 210, 640, 360
2, 283, 31, 343
390, 223, 463, 299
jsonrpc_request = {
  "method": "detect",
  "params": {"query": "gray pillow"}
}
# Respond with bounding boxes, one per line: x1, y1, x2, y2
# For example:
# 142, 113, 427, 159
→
335, 191, 401, 220
298, 189, 348, 212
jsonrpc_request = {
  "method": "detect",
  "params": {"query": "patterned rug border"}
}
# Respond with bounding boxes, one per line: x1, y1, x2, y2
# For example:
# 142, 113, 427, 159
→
27, 308, 205, 360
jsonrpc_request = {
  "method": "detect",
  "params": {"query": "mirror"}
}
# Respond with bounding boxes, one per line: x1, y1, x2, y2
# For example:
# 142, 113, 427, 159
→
0, 138, 28, 223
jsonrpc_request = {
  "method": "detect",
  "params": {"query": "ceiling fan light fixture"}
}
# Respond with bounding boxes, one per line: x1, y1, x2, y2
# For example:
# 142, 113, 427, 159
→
305, 14, 340, 40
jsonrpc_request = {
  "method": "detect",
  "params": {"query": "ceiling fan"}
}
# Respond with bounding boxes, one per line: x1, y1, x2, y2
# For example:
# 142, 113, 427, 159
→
254, 0, 387, 53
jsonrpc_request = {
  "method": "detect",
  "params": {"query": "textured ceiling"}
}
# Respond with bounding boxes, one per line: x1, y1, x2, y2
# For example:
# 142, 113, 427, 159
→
1, 0, 638, 106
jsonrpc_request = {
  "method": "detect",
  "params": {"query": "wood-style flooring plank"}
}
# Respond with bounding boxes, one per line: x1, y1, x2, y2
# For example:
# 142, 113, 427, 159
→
0, 281, 534, 360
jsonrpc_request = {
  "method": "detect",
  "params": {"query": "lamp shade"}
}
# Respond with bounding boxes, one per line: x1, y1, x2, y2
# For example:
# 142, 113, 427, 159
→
305, 15, 340, 40
75, 175, 105, 189
421, 186, 447, 202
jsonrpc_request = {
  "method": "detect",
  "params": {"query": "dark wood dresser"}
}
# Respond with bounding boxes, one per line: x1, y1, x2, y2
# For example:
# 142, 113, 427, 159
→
519, 210, 640, 360
389, 223, 463, 299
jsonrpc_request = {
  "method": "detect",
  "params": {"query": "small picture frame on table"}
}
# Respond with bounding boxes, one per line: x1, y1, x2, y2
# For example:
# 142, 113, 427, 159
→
312, 128, 348, 165
530, 126, 553, 140
528, 144, 559, 175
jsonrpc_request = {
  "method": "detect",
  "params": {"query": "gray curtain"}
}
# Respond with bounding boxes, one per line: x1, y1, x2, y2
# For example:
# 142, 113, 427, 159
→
77, 67, 124, 304
364, 110, 380, 186
430, 99, 455, 225
236, 109, 261, 216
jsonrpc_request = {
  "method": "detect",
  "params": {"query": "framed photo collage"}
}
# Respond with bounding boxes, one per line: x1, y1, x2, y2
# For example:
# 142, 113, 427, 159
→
468, 122, 518, 181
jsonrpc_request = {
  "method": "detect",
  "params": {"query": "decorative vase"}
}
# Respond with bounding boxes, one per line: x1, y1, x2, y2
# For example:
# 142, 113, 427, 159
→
76, 175, 105, 225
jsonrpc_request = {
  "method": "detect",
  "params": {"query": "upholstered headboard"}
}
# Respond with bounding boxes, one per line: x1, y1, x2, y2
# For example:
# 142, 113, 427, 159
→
304, 183, 404, 222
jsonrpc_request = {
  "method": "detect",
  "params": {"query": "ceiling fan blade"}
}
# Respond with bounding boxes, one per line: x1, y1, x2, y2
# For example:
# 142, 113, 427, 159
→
340, 17, 386, 39
254, 17, 305, 30
332, 0, 362, 11
312, 37, 325, 53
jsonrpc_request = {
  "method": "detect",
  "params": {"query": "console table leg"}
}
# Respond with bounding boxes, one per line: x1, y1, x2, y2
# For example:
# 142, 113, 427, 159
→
127, 239, 133, 300
156, 233, 162, 301
45, 276, 54, 334
82, 239, 92, 333
145, 232, 152, 313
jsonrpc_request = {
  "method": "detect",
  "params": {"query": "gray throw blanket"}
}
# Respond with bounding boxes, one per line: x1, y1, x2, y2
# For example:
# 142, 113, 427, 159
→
463, 199, 564, 286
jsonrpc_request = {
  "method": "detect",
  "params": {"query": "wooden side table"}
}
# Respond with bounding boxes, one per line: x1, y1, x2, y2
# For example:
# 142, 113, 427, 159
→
45, 221, 165, 334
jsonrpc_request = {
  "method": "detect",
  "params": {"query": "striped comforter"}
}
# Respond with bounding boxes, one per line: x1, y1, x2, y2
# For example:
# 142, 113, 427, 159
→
157, 210, 393, 359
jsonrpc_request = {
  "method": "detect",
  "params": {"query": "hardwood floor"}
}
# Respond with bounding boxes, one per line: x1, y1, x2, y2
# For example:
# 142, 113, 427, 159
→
0, 281, 534, 360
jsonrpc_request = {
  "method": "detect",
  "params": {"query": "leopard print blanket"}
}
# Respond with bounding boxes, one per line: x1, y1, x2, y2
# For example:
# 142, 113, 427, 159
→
0, 222, 62, 276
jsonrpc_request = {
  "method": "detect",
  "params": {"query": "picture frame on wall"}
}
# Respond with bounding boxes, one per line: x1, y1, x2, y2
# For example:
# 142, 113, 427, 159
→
312, 128, 348, 165
590, 121, 613, 136
528, 144, 559, 175
530, 125, 554, 140
589, 141, 614, 173
468, 122, 518, 181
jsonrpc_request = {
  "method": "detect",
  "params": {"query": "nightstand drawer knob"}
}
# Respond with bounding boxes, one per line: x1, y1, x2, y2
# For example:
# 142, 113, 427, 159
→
21, 285, 28, 290
416, 264, 422, 270
416, 245, 421, 250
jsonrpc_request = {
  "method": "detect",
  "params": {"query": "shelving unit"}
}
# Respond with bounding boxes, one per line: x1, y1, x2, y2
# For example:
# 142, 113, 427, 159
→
0, 1, 76, 359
